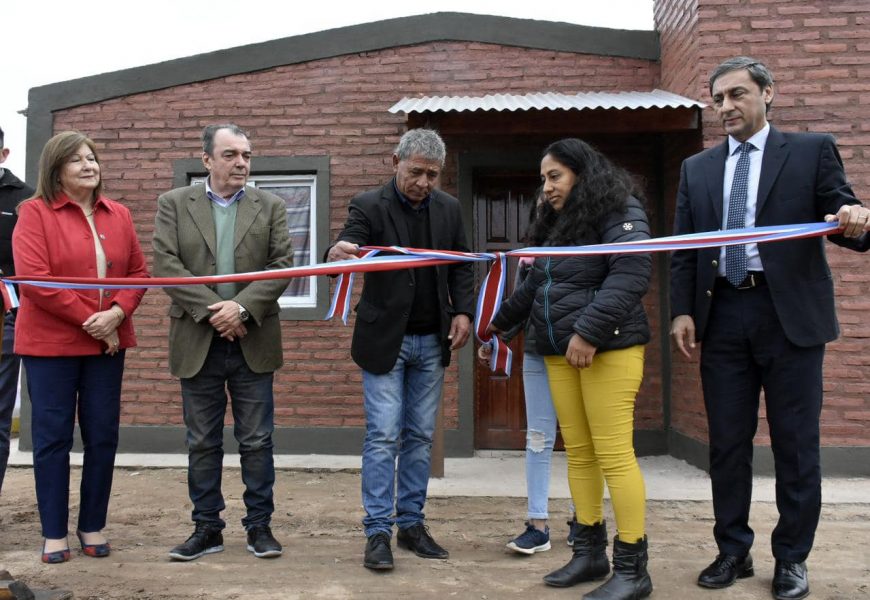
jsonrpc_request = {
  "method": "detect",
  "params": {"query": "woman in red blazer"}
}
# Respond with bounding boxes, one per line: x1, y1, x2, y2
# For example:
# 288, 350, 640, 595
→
12, 131, 148, 563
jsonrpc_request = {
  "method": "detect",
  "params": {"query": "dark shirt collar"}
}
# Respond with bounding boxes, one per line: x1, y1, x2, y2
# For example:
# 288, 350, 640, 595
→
393, 178, 431, 211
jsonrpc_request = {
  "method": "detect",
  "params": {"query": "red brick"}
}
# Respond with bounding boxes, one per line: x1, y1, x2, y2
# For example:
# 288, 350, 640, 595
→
804, 43, 850, 53
751, 19, 794, 28
804, 17, 850, 27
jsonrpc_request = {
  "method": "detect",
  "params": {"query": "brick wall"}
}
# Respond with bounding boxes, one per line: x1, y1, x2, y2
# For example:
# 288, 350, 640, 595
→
52, 42, 659, 431
656, 0, 701, 97
656, 0, 870, 447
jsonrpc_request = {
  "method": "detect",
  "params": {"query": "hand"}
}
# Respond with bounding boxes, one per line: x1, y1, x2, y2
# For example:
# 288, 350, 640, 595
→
484, 323, 503, 338
448, 314, 471, 351
82, 306, 124, 340
566, 334, 596, 369
476, 343, 492, 365
327, 241, 360, 262
825, 204, 870, 238
670, 315, 696, 359
219, 322, 248, 342
103, 330, 120, 355
207, 300, 247, 340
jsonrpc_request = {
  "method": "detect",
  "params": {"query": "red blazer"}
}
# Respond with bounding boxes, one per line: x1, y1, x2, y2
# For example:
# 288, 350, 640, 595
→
12, 194, 148, 356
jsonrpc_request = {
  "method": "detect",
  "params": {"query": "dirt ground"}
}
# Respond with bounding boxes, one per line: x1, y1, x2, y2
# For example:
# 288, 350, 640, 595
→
0, 466, 868, 600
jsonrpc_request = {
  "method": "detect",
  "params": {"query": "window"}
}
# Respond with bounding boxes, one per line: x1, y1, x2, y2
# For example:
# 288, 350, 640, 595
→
175, 156, 330, 320
257, 176, 316, 306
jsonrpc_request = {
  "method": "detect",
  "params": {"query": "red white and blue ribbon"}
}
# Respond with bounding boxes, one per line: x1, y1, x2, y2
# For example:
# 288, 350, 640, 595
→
324, 248, 380, 324
474, 252, 511, 375
3, 221, 844, 375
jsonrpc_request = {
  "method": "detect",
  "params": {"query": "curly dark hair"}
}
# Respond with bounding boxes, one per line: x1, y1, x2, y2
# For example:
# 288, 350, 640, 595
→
529, 138, 640, 246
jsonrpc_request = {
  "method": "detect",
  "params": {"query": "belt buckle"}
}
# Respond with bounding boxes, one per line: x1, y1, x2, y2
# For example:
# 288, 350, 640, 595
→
736, 273, 755, 290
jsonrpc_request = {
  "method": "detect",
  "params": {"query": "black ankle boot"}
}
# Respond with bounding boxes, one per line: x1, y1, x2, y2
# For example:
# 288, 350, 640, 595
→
543, 521, 610, 587
583, 535, 653, 600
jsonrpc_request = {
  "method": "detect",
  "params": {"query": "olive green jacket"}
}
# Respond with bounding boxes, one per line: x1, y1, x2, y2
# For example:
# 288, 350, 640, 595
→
152, 184, 292, 377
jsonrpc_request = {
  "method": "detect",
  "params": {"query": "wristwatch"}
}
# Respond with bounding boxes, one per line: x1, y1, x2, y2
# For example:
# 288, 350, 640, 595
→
238, 305, 250, 322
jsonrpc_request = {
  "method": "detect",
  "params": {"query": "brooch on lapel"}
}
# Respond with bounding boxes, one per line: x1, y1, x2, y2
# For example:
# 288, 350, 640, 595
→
622, 222, 634, 231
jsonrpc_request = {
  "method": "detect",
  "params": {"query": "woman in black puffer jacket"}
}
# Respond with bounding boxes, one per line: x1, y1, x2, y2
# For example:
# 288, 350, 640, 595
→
489, 138, 653, 600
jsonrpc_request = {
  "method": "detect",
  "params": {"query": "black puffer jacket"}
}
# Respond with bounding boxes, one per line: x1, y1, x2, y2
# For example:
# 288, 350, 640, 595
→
491, 196, 652, 356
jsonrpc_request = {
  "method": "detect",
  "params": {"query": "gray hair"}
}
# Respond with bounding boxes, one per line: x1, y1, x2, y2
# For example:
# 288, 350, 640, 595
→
202, 123, 248, 155
709, 57, 775, 111
394, 128, 446, 166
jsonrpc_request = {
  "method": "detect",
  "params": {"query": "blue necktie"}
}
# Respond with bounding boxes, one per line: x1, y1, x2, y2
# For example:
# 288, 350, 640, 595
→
725, 142, 754, 286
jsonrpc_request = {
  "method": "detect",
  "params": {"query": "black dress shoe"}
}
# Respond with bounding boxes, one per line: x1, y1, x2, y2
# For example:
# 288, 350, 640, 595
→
396, 523, 449, 559
364, 532, 394, 570
697, 553, 754, 588
772, 560, 809, 600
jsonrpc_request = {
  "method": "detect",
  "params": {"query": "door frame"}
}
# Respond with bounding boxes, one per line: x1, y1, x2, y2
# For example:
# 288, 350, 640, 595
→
452, 149, 543, 454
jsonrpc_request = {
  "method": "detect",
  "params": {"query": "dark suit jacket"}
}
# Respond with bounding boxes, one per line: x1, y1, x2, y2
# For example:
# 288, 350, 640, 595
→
671, 127, 868, 347
153, 184, 293, 378
332, 181, 475, 374
0, 169, 34, 278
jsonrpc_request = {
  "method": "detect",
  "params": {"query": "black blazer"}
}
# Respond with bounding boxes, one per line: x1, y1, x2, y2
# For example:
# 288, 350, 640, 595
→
0, 169, 34, 278
671, 126, 868, 347
332, 181, 475, 374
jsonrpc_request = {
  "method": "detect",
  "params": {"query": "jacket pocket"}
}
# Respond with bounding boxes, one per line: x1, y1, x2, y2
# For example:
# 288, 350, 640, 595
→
355, 299, 380, 324
168, 304, 185, 318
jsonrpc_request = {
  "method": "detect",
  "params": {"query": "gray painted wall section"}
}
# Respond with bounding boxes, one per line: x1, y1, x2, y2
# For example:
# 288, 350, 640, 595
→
668, 430, 870, 477
25, 12, 658, 181
20, 397, 869, 474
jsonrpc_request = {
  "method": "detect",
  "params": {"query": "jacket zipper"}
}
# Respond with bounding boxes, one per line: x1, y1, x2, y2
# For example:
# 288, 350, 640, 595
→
543, 257, 559, 353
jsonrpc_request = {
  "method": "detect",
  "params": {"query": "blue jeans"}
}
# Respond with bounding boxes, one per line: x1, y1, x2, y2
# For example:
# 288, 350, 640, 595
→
523, 352, 558, 520
24, 351, 125, 538
361, 333, 445, 537
0, 310, 20, 494
180, 337, 275, 530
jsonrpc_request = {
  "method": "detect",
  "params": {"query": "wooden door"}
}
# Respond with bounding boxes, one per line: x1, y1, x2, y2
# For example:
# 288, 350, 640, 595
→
473, 172, 539, 449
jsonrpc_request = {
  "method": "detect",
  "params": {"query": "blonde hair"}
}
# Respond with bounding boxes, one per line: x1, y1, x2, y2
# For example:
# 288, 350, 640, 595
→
33, 131, 102, 205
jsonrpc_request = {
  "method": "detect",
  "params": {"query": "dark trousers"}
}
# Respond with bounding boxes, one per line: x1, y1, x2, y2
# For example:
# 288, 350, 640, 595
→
24, 352, 125, 539
0, 310, 20, 493
700, 281, 823, 563
180, 337, 275, 530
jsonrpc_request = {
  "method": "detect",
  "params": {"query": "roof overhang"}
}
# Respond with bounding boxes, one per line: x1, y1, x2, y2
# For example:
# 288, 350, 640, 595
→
391, 90, 706, 135
26, 12, 659, 181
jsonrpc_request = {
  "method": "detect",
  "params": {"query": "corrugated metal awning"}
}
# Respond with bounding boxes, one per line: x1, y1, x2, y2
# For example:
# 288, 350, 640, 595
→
389, 89, 705, 114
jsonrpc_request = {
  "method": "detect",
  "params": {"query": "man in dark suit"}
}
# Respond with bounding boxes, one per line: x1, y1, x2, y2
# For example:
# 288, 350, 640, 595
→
670, 57, 869, 600
327, 128, 474, 571
153, 124, 292, 562
0, 126, 34, 495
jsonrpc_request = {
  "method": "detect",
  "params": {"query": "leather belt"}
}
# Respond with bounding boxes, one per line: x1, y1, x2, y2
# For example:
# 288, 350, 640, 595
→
718, 271, 766, 290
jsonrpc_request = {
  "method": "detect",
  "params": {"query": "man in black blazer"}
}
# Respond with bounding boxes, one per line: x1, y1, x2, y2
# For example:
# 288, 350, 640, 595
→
0, 126, 34, 494
327, 128, 474, 571
670, 57, 869, 600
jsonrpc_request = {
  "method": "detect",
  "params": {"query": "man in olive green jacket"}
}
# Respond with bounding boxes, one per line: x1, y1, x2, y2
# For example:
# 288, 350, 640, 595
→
153, 124, 292, 562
